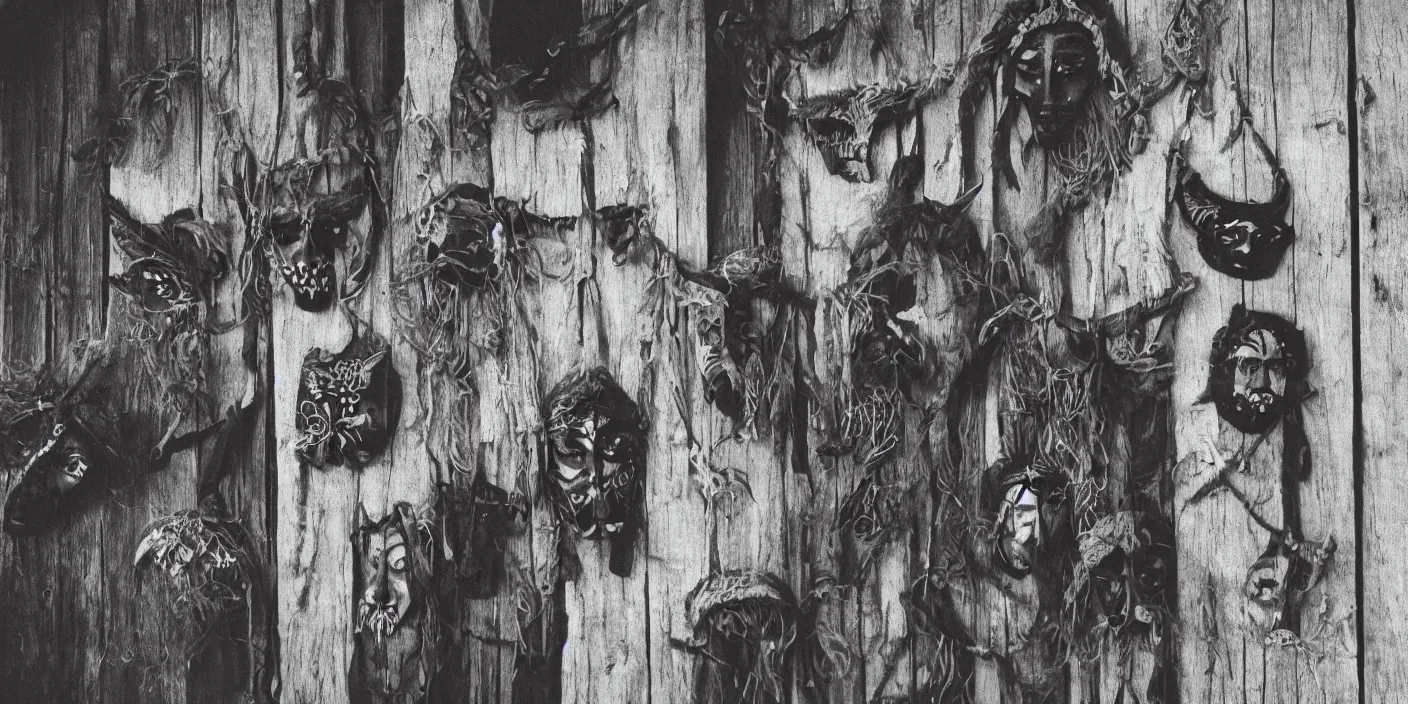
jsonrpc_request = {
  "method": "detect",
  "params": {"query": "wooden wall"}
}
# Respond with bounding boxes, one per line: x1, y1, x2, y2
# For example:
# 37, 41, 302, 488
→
0, 0, 1394, 702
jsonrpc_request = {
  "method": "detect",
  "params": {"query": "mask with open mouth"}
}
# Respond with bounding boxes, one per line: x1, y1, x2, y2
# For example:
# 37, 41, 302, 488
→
295, 330, 402, 469
543, 367, 647, 577
1078, 510, 1175, 635
268, 178, 367, 312
1202, 305, 1308, 435
352, 502, 439, 702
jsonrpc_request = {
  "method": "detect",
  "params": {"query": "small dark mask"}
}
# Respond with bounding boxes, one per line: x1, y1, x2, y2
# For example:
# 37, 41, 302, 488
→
107, 198, 227, 313
1176, 153, 1293, 281
1202, 305, 1308, 435
544, 366, 647, 577
296, 331, 402, 469
269, 179, 366, 312
1079, 510, 1175, 633
1006, 21, 1100, 148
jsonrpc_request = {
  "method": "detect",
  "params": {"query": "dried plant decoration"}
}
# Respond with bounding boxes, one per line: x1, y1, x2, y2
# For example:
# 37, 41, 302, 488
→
449, 0, 651, 134
542, 366, 647, 578
437, 472, 525, 600
133, 398, 275, 699
394, 182, 573, 386
789, 73, 950, 183
107, 197, 229, 436
1174, 74, 1294, 281
295, 328, 402, 470
351, 501, 442, 704
71, 58, 200, 170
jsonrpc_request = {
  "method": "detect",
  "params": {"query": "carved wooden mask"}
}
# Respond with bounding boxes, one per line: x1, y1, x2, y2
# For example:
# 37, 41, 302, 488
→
1202, 305, 1308, 435
295, 331, 402, 469
351, 502, 438, 702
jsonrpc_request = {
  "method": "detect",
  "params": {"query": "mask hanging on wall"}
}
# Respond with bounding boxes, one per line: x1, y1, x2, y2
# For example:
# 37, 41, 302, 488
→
1200, 305, 1309, 435
351, 502, 440, 703
543, 366, 647, 578
267, 175, 368, 313
295, 330, 402, 469
1175, 112, 1295, 281
981, 457, 1069, 581
1242, 533, 1335, 633
437, 473, 522, 599
789, 79, 942, 183
2, 354, 125, 536
1077, 510, 1176, 636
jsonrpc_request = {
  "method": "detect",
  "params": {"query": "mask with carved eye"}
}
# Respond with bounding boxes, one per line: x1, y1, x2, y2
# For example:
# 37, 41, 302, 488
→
1005, 21, 1101, 149
791, 82, 925, 183
295, 330, 401, 469
1079, 510, 1175, 634
352, 502, 439, 701
3, 423, 99, 535
1203, 305, 1308, 435
1176, 154, 1294, 281
543, 366, 646, 577
107, 198, 227, 313
269, 179, 367, 312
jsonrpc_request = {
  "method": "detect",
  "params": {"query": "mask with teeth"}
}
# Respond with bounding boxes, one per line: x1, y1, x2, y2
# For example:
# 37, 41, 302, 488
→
269, 179, 366, 312
984, 458, 1068, 580
1202, 305, 1308, 435
543, 366, 647, 577
1078, 510, 1175, 635
295, 330, 402, 469
790, 82, 926, 183
1242, 534, 1335, 632
352, 502, 438, 701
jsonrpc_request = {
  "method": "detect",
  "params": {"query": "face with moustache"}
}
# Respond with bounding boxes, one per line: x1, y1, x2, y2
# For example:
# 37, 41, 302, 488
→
1205, 306, 1307, 435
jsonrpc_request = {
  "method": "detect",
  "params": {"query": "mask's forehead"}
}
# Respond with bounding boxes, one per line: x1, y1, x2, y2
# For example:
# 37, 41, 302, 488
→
1232, 329, 1283, 360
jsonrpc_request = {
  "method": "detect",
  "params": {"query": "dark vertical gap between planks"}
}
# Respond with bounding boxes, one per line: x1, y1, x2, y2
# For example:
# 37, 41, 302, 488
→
1345, 0, 1365, 701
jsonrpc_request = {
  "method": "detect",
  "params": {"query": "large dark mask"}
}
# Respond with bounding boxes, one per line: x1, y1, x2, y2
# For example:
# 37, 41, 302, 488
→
1006, 20, 1100, 148
296, 331, 402, 469
269, 178, 366, 312
1176, 155, 1293, 282
3, 421, 102, 535
675, 570, 798, 704
983, 460, 1067, 579
1078, 511, 1175, 633
1202, 305, 1308, 435
412, 182, 570, 291
352, 502, 438, 702
790, 82, 926, 183
543, 367, 646, 577
1242, 534, 1334, 632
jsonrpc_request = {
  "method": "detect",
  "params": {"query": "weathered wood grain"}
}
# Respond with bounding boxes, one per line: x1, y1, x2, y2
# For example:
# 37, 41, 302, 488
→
1359, 0, 1408, 701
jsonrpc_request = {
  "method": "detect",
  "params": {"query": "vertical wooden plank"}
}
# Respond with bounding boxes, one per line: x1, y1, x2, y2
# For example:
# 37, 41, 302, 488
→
1359, 0, 1408, 699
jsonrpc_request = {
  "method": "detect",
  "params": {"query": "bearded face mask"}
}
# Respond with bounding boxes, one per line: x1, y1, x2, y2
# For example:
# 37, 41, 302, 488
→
544, 366, 647, 577
791, 82, 926, 183
352, 502, 438, 702
1203, 305, 1308, 435
1006, 21, 1100, 148
1079, 511, 1175, 633
296, 331, 402, 469
414, 182, 502, 291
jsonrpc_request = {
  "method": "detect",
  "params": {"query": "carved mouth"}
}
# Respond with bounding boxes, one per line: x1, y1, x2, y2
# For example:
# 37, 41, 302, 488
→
281, 259, 336, 312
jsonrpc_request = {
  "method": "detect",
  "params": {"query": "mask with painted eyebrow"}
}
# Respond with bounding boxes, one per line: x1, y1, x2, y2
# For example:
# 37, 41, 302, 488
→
1202, 305, 1308, 435
1175, 134, 1294, 281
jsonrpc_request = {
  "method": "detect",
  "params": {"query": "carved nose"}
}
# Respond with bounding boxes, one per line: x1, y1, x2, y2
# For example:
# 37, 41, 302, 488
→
369, 560, 390, 604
